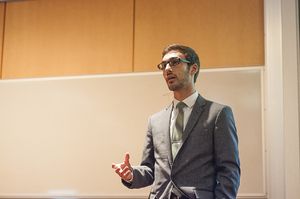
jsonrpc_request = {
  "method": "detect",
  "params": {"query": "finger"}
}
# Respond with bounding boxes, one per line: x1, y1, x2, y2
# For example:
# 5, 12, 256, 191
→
119, 166, 132, 180
115, 167, 128, 179
121, 166, 130, 173
115, 167, 121, 175
112, 163, 121, 169
123, 169, 132, 181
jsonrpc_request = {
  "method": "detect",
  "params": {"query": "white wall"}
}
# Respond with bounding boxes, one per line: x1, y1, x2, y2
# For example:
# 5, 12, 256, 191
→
0, 68, 264, 198
264, 0, 300, 199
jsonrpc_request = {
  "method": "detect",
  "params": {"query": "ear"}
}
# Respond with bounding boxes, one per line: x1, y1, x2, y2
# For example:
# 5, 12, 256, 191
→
189, 63, 198, 76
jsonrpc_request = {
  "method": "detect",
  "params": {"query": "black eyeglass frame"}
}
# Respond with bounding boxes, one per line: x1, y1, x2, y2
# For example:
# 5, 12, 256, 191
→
157, 57, 191, 70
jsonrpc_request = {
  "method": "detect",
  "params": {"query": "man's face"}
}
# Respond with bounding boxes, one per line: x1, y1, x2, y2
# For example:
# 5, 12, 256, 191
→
162, 51, 192, 91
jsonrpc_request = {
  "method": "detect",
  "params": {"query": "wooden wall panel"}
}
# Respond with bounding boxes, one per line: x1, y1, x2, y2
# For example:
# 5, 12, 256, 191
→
2, 0, 134, 79
0, 3, 4, 78
134, 0, 264, 71
1, 0, 264, 78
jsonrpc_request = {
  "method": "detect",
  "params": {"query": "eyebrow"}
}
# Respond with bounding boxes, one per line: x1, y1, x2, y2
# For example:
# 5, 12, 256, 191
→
162, 57, 180, 62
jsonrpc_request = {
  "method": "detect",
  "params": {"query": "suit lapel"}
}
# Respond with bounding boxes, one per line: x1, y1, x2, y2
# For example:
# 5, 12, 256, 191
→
162, 103, 174, 165
182, 94, 206, 144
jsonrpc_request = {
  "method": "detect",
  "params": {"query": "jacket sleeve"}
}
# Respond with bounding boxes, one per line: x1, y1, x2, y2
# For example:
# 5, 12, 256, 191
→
214, 106, 241, 198
122, 117, 155, 189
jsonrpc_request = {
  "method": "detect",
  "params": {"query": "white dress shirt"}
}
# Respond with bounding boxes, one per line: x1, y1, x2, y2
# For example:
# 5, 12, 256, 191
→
170, 91, 199, 137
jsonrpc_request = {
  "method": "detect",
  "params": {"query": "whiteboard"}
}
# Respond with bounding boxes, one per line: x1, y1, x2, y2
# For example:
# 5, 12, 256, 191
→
0, 67, 264, 198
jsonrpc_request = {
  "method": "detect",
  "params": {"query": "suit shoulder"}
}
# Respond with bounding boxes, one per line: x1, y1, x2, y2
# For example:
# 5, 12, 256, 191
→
149, 104, 172, 118
205, 99, 231, 109
201, 99, 234, 117
196, 94, 231, 110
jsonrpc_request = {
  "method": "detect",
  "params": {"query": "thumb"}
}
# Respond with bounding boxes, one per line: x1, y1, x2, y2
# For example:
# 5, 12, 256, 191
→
124, 152, 130, 165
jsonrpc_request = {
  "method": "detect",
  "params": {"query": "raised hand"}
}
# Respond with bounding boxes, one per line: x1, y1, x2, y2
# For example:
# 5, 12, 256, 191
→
112, 152, 133, 181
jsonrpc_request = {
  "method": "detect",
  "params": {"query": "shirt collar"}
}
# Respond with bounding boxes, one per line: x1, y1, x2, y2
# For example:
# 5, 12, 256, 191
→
173, 91, 198, 108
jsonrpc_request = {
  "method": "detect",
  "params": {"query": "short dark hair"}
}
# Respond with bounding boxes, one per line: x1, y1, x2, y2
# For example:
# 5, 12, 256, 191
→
162, 44, 200, 83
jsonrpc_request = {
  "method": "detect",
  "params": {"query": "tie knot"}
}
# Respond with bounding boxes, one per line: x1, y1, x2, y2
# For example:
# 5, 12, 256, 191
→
177, 101, 186, 110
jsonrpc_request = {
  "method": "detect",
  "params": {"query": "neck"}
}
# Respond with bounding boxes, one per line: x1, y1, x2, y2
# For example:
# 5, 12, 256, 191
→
173, 87, 196, 101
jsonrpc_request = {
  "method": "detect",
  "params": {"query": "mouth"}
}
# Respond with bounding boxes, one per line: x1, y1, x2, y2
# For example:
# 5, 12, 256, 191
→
166, 73, 176, 82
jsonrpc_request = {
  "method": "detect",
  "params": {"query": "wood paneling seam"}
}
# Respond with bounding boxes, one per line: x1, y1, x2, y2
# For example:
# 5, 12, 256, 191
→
132, 0, 136, 72
0, 2, 6, 79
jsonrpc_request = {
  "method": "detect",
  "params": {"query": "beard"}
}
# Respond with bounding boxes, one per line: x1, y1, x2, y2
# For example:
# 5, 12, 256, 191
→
167, 80, 187, 91
167, 69, 191, 91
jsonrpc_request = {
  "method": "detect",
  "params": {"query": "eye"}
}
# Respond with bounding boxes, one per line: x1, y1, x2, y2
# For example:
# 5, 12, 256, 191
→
169, 58, 180, 66
161, 62, 167, 68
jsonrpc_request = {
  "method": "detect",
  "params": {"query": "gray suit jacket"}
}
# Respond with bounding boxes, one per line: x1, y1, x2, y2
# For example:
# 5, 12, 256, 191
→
123, 94, 240, 199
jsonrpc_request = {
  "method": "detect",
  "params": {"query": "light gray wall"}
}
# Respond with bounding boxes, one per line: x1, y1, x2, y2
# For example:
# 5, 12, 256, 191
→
0, 67, 264, 198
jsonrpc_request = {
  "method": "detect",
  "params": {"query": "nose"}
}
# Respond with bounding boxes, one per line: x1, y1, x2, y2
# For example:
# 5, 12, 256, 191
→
165, 63, 172, 70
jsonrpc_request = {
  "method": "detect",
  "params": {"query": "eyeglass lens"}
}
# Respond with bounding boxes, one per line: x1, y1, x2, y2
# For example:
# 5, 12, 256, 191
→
158, 57, 181, 70
169, 58, 181, 66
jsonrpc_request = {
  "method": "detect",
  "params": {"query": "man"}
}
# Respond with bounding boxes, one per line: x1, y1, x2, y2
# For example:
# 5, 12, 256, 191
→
112, 44, 240, 199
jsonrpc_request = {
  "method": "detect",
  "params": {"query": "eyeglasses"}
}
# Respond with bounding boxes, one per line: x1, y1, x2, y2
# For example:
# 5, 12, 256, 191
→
157, 57, 190, 70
